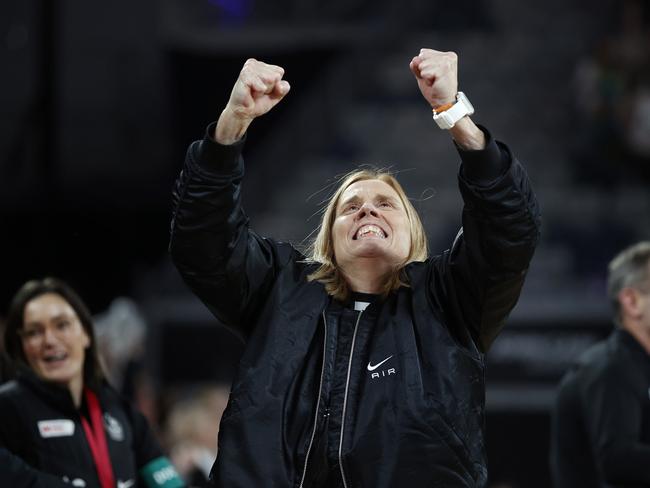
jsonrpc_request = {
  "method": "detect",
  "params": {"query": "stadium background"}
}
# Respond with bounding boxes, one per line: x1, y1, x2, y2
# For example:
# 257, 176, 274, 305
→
1, 0, 649, 485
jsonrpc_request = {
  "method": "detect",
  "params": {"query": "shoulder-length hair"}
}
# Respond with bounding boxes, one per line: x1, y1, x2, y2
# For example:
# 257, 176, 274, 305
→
3, 277, 105, 386
307, 169, 428, 301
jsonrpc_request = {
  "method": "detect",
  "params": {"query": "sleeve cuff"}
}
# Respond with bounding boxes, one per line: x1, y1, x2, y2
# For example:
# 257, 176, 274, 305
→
194, 121, 246, 174
456, 125, 509, 185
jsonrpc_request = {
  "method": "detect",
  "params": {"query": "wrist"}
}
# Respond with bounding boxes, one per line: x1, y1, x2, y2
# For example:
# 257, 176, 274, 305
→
432, 92, 474, 130
450, 117, 485, 150
431, 96, 456, 111
214, 106, 253, 145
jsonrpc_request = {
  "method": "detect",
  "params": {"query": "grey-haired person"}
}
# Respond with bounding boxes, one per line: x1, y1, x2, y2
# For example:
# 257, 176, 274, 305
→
551, 241, 650, 488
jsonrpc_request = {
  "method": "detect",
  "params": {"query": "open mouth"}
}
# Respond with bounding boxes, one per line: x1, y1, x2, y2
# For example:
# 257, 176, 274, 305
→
42, 352, 68, 365
353, 224, 387, 240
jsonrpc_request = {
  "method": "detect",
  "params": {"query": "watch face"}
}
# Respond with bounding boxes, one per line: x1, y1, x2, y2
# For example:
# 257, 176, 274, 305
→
457, 92, 475, 114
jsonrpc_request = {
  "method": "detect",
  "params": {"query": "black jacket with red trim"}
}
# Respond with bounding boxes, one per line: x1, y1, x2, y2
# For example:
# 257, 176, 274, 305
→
0, 371, 167, 487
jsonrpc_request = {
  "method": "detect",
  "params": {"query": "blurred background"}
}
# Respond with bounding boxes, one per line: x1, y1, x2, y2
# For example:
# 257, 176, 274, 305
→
1, 0, 649, 486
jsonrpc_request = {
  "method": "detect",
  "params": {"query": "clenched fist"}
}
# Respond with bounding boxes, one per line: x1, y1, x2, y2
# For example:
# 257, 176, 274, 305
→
409, 49, 458, 109
215, 59, 290, 144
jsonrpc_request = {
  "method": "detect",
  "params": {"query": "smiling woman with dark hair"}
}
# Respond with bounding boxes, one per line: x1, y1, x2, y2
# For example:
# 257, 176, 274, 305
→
0, 278, 184, 488
170, 49, 541, 488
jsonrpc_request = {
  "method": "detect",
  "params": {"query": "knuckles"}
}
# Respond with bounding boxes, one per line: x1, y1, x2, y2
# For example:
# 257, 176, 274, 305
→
418, 49, 458, 65
241, 58, 262, 77
240, 58, 284, 82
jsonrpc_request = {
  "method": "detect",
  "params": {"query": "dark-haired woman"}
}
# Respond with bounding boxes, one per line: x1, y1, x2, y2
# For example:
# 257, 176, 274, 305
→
0, 278, 184, 488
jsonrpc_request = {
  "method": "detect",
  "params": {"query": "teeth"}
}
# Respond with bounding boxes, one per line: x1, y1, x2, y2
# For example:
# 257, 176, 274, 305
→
356, 225, 385, 239
45, 353, 66, 362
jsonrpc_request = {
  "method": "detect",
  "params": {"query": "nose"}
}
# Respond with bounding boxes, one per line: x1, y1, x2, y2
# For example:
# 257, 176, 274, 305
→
356, 202, 379, 219
42, 327, 58, 345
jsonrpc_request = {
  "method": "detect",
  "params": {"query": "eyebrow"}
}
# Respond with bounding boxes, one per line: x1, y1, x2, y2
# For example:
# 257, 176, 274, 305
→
339, 193, 400, 209
24, 313, 72, 327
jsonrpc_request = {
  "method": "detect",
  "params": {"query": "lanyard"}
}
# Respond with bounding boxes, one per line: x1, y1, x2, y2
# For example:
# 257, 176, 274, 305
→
81, 388, 116, 488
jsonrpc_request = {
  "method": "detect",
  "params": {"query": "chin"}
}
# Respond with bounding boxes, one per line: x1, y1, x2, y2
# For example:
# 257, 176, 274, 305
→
38, 367, 80, 386
352, 240, 390, 255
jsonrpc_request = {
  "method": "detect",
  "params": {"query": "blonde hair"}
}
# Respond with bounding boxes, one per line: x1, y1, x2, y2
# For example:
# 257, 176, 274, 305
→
307, 169, 428, 301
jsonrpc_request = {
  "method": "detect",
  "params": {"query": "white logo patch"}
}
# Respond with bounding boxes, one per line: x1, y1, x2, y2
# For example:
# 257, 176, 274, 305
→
104, 413, 124, 441
62, 477, 86, 487
153, 466, 179, 485
370, 368, 396, 379
38, 419, 75, 438
367, 355, 393, 371
117, 480, 135, 488
367, 355, 397, 380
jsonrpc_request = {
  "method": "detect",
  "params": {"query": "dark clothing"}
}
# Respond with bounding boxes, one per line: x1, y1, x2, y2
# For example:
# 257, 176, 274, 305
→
551, 329, 650, 488
322, 296, 381, 487
0, 371, 176, 487
170, 124, 540, 488
0, 447, 69, 488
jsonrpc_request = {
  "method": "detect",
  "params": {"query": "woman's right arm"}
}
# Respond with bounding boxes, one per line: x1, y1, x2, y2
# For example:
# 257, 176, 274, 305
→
169, 59, 291, 339
0, 447, 69, 488
0, 388, 68, 488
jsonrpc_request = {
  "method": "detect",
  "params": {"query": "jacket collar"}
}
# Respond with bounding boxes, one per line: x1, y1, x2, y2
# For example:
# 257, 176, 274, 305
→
16, 367, 103, 415
614, 328, 650, 362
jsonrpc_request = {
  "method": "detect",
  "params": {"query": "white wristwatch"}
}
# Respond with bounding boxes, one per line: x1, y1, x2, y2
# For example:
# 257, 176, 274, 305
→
432, 92, 475, 130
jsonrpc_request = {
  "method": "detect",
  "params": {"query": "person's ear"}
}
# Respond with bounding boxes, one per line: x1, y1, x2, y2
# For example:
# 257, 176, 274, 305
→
81, 328, 91, 349
619, 287, 642, 320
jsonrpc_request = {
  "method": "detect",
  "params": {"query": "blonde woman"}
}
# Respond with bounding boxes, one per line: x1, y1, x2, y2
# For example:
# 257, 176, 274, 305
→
170, 49, 541, 488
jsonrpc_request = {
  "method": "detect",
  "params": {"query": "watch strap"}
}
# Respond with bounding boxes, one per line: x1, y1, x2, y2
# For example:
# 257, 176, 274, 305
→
432, 92, 474, 129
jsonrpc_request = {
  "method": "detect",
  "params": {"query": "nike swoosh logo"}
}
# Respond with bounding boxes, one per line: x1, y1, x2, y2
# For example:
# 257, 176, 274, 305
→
367, 355, 393, 371
117, 480, 134, 488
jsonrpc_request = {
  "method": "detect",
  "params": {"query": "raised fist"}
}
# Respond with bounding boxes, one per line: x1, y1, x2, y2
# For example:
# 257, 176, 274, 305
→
225, 58, 290, 121
215, 59, 290, 143
409, 49, 458, 109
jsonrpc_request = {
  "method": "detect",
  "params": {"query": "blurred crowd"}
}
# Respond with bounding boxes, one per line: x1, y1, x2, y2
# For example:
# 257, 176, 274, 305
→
571, 0, 650, 187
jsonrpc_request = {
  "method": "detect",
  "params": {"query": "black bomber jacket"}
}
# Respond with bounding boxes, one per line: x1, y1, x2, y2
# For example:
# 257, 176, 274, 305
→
170, 124, 541, 488
0, 371, 171, 487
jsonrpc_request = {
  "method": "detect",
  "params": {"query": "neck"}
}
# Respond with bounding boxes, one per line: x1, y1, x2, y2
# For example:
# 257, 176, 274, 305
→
622, 320, 650, 355
68, 375, 85, 408
341, 259, 393, 294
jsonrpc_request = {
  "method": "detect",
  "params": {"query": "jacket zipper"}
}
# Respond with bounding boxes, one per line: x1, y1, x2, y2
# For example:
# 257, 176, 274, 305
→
298, 311, 329, 488
338, 309, 364, 488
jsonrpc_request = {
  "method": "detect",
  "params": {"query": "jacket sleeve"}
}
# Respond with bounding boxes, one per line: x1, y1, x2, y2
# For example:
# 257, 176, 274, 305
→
0, 447, 70, 488
169, 124, 294, 339
0, 384, 36, 467
581, 364, 650, 484
430, 127, 541, 352
0, 394, 68, 488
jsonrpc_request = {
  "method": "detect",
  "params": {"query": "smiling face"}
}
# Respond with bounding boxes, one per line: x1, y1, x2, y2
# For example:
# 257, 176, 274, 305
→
332, 178, 412, 270
20, 293, 90, 391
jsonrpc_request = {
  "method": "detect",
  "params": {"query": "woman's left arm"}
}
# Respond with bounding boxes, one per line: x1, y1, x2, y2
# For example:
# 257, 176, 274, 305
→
411, 48, 541, 352
434, 127, 541, 352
